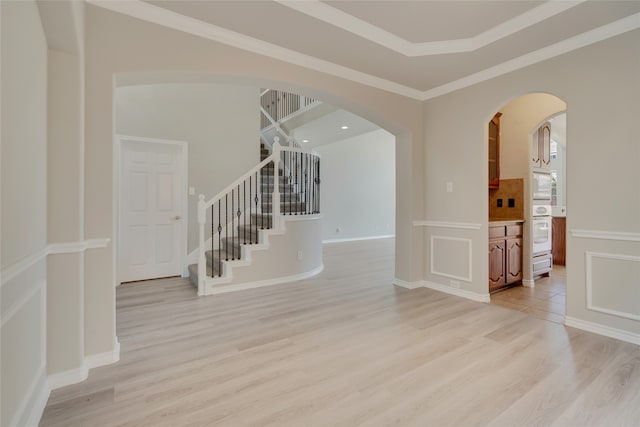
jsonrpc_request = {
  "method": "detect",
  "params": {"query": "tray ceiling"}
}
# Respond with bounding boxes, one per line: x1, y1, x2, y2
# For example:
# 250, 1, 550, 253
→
93, 0, 640, 99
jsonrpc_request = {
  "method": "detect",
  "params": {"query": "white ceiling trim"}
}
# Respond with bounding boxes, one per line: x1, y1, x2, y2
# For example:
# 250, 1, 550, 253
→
87, 0, 424, 99
421, 12, 640, 100
276, 0, 586, 57
88, 1, 640, 102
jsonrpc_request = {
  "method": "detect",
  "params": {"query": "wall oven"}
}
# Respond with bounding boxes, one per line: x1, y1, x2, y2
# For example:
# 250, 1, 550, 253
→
532, 205, 552, 254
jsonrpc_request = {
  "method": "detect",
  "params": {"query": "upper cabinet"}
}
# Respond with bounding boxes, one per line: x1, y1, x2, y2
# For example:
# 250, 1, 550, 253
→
489, 112, 501, 188
533, 122, 551, 169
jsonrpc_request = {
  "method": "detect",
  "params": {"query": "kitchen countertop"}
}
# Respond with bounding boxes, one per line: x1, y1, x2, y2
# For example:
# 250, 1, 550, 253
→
489, 219, 525, 225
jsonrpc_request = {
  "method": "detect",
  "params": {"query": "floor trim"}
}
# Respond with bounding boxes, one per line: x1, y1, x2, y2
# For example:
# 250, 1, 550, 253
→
12, 365, 49, 427
48, 366, 89, 390
423, 280, 491, 303
564, 316, 640, 346
86, 340, 121, 369
323, 234, 395, 244
206, 265, 324, 295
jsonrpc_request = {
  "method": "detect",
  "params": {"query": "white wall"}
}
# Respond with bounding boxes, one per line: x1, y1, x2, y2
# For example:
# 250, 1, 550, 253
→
115, 83, 260, 253
315, 129, 395, 242
1, 1, 50, 425
423, 29, 640, 341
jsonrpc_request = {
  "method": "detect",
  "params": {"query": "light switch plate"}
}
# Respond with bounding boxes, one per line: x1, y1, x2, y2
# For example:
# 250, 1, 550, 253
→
189, 187, 195, 196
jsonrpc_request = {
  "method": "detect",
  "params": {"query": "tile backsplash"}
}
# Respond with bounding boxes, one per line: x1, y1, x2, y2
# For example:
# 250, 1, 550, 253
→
489, 178, 524, 220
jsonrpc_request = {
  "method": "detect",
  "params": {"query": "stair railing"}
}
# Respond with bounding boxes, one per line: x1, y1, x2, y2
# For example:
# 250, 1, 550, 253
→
197, 139, 320, 294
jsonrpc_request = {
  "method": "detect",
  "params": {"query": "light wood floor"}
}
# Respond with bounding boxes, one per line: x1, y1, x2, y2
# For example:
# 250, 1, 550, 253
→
41, 238, 640, 426
491, 266, 567, 324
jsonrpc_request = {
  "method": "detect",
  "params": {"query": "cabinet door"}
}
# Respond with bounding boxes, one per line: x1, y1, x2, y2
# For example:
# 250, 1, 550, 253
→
540, 123, 551, 167
489, 240, 506, 291
532, 129, 541, 167
488, 113, 501, 188
506, 237, 523, 284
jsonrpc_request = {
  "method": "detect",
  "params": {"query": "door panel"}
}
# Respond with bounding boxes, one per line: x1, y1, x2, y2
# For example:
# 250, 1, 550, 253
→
120, 140, 184, 282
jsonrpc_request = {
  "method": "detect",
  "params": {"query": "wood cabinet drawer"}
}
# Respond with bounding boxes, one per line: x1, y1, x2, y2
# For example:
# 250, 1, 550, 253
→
506, 224, 523, 237
489, 226, 506, 239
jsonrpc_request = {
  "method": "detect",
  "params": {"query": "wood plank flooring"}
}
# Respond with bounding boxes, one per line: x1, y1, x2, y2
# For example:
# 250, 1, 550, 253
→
40, 238, 640, 426
491, 266, 566, 324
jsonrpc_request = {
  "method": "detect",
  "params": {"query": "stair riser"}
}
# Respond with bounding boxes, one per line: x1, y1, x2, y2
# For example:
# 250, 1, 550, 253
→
261, 203, 307, 213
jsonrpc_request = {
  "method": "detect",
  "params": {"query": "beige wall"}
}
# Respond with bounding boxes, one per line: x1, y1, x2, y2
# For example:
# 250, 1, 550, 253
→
115, 83, 260, 252
315, 129, 395, 242
1, 1, 49, 425
84, 4, 425, 356
423, 29, 640, 337
47, 48, 86, 376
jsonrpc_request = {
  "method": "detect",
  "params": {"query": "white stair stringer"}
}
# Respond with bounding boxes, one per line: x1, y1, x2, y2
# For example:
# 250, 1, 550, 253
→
202, 214, 323, 296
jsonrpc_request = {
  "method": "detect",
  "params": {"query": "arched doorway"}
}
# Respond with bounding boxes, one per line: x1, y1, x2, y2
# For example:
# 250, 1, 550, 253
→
486, 93, 569, 324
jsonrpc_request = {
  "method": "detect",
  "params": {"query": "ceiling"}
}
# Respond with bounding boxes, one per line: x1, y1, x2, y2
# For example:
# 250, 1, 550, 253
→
93, 0, 640, 100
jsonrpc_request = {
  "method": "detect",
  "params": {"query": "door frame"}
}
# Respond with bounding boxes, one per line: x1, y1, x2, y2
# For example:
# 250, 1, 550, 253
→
114, 134, 189, 285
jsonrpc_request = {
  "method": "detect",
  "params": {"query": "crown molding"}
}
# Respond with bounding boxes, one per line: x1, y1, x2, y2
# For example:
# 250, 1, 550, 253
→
88, 1, 640, 102
277, 0, 586, 57
87, 0, 424, 99
421, 13, 640, 100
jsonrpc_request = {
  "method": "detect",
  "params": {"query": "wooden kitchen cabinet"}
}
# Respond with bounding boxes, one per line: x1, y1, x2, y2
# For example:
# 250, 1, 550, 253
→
489, 240, 506, 291
552, 216, 566, 265
532, 122, 551, 169
489, 221, 523, 292
488, 113, 501, 188
506, 237, 523, 283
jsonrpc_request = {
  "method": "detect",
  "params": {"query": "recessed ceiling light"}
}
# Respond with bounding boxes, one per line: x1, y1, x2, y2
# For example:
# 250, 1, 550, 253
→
302, 139, 309, 143
341, 125, 349, 130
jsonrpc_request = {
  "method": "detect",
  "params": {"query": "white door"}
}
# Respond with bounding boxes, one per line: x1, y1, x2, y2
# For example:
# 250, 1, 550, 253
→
120, 139, 185, 282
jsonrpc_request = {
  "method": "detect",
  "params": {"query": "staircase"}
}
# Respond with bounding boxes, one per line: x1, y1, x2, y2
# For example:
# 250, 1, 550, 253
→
188, 139, 320, 295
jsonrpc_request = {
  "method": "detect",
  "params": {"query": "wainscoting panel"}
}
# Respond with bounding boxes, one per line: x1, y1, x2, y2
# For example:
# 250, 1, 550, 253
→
430, 235, 472, 282
586, 251, 640, 321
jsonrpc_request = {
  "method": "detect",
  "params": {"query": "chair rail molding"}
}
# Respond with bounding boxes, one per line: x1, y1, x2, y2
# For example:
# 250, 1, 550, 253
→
1, 238, 110, 287
570, 229, 640, 242
413, 220, 482, 230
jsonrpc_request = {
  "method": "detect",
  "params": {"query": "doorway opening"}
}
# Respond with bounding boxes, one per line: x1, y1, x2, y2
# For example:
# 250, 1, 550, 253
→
486, 93, 568, 324
116, 136, 188, 284
113, 78, 397, 292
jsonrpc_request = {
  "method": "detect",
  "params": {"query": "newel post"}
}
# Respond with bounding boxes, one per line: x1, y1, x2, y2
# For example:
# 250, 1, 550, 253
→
272, 137, 281, 231
197, 194, 206, 296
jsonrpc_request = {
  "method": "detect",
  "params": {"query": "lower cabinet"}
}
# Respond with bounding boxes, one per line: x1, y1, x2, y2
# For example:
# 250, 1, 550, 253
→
489, 222, 523, 293
489, 240, 505, 290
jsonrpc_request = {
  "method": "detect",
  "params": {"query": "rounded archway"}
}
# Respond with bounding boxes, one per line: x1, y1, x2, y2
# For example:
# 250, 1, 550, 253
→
486, 92, 568, 323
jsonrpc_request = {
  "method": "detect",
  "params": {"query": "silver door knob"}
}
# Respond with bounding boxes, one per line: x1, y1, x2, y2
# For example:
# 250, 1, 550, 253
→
173, 215, 181, 220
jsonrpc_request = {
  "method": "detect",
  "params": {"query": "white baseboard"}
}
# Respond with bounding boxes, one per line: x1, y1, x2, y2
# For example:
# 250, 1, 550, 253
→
564, 316, 640, 346
423, 280, 491, 303
48, 339, 120, 391
48, 365, 89, 390
322, 234, 395, 244
393, 279, 490, 303
206, 265, 324, 295
522, 279, 535, 287
11, 365, 50, 427
86, 339, 121, 369
393, 278, 422, 289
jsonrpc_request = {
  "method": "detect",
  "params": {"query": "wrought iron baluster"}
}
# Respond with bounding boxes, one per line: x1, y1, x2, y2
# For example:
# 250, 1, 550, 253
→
214, 206, 216, 277
217, 201, 222, 277
236, 184, 241, 258
288, 151, 292, 215
225, 194, 229, 261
